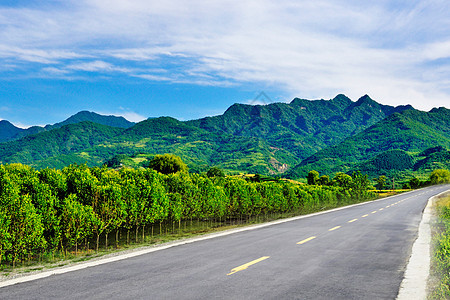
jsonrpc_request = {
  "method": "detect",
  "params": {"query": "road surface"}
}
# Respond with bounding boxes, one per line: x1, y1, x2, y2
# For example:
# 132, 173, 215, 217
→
1, 185, 449, 299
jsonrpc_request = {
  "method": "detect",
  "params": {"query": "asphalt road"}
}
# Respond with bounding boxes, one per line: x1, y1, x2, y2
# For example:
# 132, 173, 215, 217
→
1, 185, 449, 300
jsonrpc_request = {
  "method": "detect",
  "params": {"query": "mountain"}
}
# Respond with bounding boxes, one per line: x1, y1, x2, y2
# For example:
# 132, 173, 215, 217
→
187, 94, 410, 160
286, 107, 450, 178
0, 122, 124, 166
45, 111, 135, 131
0, 95, 447, 178
0, 120, 25, 143
0, 111, 135, 143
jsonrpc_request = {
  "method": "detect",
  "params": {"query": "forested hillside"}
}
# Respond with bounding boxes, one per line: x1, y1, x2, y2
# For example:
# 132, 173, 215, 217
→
0, 95, 448, 178
286, 107, 450, 178
0, 111, 134, 143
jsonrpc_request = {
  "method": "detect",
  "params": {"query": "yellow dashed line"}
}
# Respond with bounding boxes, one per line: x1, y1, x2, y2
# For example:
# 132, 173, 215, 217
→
297, 236, 316, 245
379, 208, 384, 211
362, 214, 369, 218
371, 211, 377, 214
329, 226, 341, 231
348, 219, 358, 223
227, 256, 270, 275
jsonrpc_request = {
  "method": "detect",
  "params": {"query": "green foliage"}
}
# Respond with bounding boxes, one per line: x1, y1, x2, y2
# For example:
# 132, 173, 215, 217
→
207, 167, 225, 178
287, 108, 450, 179
0, 163, 379, 266
430, 169, 450, 184
430, 201, 450, 298
307, 170, 319, 185
333, 172, 353, 189
375, 175, 387, 190
0, 95, 423, 177
148, 154, 189, 174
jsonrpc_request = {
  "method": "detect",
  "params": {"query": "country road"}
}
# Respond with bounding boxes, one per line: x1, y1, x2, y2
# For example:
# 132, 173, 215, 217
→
1, 185, 449, 299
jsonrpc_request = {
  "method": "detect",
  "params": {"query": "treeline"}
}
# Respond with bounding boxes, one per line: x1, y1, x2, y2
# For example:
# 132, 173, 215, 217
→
308, 169, 450, 190
0, 163, 375, 266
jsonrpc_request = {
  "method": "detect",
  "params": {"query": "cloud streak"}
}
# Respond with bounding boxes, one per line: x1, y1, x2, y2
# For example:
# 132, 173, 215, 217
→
0, 0, 449, 110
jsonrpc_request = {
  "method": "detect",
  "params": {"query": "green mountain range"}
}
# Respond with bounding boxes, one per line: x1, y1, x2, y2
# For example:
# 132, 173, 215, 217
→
0, 111, 134, 143
0, 95, 448, 179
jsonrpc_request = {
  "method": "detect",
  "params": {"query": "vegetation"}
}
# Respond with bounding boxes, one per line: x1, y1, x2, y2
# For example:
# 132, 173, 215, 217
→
287, 106, 450, 180
0, 162, 376, 268
0, 94, 426, 177
430, 194, 450, 299
148, 154, 189, 174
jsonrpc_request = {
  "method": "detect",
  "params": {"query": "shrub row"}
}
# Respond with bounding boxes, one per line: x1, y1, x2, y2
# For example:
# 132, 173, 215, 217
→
0, 163, 374, 266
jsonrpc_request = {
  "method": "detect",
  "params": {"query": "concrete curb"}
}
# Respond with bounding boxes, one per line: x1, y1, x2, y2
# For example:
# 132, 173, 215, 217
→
396, 189, 450, 300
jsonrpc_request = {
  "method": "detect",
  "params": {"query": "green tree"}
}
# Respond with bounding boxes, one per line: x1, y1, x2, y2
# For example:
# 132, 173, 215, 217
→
430, 169, 450, 184
61, 194, 98, 255
307, 170, 320, 185
375, 175, 387, 190
409, 177, 421, 189
148, 154, 188, 174
318, 175, 330, 186
207, 167, 225, 178
332, 172, 353, 189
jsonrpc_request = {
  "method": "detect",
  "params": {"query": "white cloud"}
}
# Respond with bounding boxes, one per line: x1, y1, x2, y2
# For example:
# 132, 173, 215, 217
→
0, 0, 449, 110
98, 110, 146, 123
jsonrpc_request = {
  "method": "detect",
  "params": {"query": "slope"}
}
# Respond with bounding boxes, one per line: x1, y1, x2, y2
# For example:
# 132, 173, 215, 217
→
286, 107, 450, 178
0, 122, 124, 166
187, 94, 411, 160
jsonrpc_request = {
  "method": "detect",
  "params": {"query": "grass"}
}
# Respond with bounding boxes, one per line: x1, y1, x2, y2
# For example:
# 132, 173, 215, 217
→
429, 193, 450, 299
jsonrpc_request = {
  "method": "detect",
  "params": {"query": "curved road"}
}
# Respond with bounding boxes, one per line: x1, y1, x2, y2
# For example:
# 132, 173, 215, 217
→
1, 185, 449, 299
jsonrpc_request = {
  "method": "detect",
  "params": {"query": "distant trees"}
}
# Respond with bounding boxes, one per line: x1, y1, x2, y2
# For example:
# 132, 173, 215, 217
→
307, 170, 320, 185
207, 167, 225, 178
375, 175, 387, 190
148, 154, 188, 174
430, 169, 450, 184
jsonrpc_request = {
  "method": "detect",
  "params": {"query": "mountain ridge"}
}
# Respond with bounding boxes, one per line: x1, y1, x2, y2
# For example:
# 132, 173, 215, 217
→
0, 94, 448, 178
0, 111, 135, 143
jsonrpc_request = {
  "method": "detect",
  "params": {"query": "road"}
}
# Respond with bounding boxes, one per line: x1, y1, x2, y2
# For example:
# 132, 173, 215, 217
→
1, 185, 449, 299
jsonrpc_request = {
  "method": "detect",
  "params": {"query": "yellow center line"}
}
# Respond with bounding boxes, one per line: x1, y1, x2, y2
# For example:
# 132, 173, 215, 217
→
371, 211, 377, 214
227, 256, 270, 275
348, 218, 358, 223
297, 236, 317, 245
379, 208, 384, 211
329, 226, 341, 231
362, 214, 369, 217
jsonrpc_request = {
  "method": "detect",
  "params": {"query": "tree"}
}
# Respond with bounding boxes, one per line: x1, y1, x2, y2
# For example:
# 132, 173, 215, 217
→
318, 175, 330, 186
307, 170, 320, 185
60, 194, 98, 255
409, 177, 420, 189
332, 172, 352, 189
430, 169, 450, 184
207, 167, 225, 178
375, 175, 387, 190
148, 154, 188, 174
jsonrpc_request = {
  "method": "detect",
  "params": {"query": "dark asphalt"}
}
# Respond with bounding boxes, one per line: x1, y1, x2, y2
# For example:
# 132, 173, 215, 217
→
1, 185, 449, 300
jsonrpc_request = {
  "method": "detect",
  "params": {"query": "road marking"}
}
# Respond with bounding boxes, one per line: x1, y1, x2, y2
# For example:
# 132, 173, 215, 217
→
362, 214, 369, 217
379, 208, 384, 211
348, 219, 358, 223
227, 256, 270, 275
297, 236, 317, 245
371, 211, 377, 214
329, 226, 341, 231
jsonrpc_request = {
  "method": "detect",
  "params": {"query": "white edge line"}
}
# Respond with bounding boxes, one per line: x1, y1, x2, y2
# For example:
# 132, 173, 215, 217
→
0, 187, 444, 288
396, 188, 450, 300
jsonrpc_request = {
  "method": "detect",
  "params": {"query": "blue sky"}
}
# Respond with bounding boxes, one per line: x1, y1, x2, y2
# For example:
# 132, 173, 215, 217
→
0, 0, 449, 127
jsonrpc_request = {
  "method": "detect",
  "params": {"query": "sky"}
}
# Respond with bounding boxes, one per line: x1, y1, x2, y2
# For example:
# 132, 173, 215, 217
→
0, 0, 449, 127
